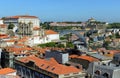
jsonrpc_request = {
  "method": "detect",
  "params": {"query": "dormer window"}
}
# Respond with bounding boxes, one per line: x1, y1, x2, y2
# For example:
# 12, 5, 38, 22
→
41, 64, 44, 67
46, 66, 50, 69
51, 67, 55, 71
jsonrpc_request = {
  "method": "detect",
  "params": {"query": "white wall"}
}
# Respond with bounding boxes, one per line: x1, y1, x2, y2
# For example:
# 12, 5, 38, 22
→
18, 18, 40, 27
47, 34, 59, 41
33, 31, 39, 36
7, 72, 17, 76
6, 42, 14, 46
27, 34, 60, 46
0, 20, 3, 24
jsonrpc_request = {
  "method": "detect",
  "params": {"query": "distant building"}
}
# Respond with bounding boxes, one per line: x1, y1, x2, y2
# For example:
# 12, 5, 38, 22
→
14, 55, 85, 78
4, 15, 40, 27
27, 30, 60, 46
17, 22, 33, 37
70, 55, 99, 69
86, 17, 108, 30
87, 17, 96, 23
0, 24, 7, 35
87, 53, 120, 78
49, 22, 85, 30
1, 44, 32, 68
45, 30, 60, 42
0, 19, 3, 24
3, 15, 40, 35
45, 50, 69, 64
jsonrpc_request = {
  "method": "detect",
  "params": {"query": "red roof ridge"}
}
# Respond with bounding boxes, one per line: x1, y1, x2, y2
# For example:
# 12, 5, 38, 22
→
5, 15, 38, 19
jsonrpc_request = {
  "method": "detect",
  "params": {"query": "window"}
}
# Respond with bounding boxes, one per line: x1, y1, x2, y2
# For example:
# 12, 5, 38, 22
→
41, 64, 44, 67
94, 70, 101, 75
46, 66, 50, 69
51, 68, 55, 71
103, 73, 109, 78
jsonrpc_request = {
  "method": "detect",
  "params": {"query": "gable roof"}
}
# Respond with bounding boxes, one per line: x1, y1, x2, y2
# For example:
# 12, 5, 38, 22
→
18, 56, 81, 75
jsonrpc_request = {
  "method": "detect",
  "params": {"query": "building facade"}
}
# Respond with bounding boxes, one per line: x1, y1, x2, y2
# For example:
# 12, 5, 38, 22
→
0, 19, 3, 24
87, 53, 120, 78
4, 15, 40, 27
45, 50, 69, 64
14, 56, 84, 78
0, 24, 7, 35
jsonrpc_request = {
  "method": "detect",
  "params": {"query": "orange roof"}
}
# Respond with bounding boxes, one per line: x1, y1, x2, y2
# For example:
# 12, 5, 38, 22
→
11, 36, 18, 39
5, 44, 32, 55
5, 15, 38, 19
19, 56, 81, 75
70, 55, 99, 62
0, 24, 6, 28
0, 34, 8, 39
105, 54, 114, 57
34, 47, 65, 54
69, 55, 79, 58
45, 30, 58, 35
78, 55, 99, 62
18, 36, 29, 42
0, 68, 16, 75
5, 39, 16, 42
33, 26, 40, 30
107, 50, 120, 54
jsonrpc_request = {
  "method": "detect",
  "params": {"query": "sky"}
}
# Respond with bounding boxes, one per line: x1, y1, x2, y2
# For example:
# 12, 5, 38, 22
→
0, 0, 120, 22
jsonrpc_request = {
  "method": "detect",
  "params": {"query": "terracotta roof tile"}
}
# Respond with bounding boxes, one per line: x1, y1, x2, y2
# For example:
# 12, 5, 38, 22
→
5, 39, 16, 42
5, 15, 38, 19
78, 55, 99, 62
0, 34, 8, 39
33, 26, 40, 30
18, 56, 81, 75
0, 68, 16, 75
70, 55, 99, 62
0, 24, 6, 28
45, 30, 58, 35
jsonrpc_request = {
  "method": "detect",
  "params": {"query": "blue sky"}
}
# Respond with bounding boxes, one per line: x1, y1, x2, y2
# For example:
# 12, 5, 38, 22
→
0, 0, 120, 22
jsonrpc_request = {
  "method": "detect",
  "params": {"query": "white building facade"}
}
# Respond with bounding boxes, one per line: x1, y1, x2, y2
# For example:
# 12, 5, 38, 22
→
4, 15, 40, 28
0, 19, 3, 24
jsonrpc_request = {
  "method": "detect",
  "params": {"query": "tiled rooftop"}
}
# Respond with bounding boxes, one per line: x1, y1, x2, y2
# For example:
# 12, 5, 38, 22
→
0, 68, 16, 75
5, 15, 38, 19
45, 30, 58, 35
70, 55, 99, 62
18, 55, 81, 75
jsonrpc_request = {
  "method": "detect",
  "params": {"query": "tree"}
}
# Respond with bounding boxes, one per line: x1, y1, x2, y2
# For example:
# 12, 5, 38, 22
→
103, 41, 111, 49
41, 22, 51, 29
115, 33, 120, 38
8, 23, 15, 29
107, 23, 120, 28
66, 42, 74, 48
57, 44, 65, 48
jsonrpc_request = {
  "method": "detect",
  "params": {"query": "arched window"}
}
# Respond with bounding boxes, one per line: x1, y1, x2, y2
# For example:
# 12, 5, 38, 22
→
103, 73, 109, 78
94, 70, 101, 75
